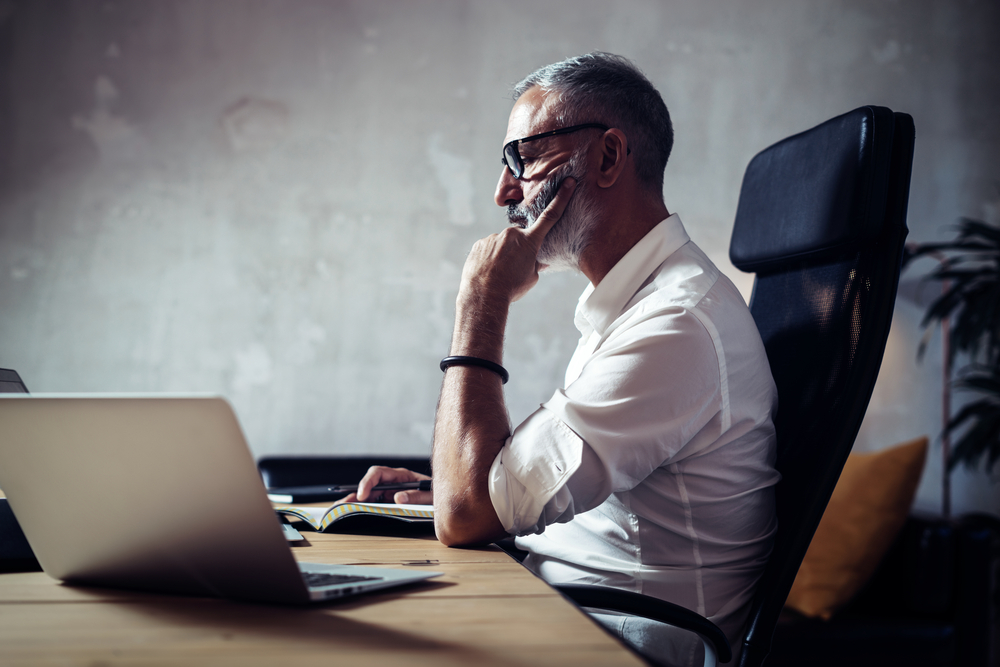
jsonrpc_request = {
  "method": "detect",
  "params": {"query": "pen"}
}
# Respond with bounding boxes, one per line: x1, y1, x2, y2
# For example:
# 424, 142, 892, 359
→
266, 479, 432, 503
331, 480, 432, 493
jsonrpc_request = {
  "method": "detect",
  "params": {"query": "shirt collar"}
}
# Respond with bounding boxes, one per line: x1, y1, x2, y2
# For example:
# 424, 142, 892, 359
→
575, 214, 691, 336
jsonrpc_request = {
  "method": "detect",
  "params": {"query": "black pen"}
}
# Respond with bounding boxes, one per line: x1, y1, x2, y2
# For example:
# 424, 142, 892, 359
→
266, 479, 432, 503
330, 480, 432, 493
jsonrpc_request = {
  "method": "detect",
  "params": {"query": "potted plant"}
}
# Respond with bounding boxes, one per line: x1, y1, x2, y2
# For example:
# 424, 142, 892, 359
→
904, 218, 1000, 476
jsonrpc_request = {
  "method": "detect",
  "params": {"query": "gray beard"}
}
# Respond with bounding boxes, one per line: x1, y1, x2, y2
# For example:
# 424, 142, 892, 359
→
506, 157, 599, 272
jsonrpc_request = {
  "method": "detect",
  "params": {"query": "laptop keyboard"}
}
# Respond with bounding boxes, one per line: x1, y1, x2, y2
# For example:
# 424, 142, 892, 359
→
302, 571, 383, 588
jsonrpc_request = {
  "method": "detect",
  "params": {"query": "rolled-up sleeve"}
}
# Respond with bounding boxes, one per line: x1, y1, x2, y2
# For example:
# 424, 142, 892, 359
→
489, 306, 725, 536
488, 407, 583, 534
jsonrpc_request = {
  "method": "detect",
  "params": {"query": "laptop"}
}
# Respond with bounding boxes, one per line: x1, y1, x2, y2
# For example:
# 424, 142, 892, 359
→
0, 394, 442, 603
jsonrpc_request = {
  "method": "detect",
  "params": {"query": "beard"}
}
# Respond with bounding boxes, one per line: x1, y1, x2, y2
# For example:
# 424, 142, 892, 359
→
506, 155, 599, 272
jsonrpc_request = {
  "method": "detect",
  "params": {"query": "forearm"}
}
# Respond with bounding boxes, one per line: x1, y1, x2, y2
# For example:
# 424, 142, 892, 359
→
430, 177, 577, 546
432, 291, 511, 546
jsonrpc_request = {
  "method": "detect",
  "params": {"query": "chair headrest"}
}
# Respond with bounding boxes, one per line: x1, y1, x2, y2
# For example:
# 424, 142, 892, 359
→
729, 106, 895, 274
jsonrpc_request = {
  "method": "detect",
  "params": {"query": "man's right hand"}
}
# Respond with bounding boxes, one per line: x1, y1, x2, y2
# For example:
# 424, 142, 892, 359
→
458, 176, 576, 306
338, 466, 433, 505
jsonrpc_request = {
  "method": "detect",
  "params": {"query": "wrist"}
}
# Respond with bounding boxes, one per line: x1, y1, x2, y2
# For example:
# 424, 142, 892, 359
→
440, 356, 509, 384
457, 269, 518, 308
452, 293, 508, 360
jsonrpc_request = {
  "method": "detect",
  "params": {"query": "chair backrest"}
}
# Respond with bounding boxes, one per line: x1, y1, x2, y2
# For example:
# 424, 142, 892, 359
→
728, 106, 915, 667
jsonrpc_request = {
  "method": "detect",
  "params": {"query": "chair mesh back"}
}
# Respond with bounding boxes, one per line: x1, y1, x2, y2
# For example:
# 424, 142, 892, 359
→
755, 254, 865, 473
730, 108, 915, 667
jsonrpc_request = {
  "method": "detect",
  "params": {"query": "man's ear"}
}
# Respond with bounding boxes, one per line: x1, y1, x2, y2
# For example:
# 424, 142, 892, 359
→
595, 129, 629, 188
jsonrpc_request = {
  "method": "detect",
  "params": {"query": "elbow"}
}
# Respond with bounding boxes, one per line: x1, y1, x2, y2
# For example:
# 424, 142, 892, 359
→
433, 506, 506, 547
434, 520, 470, 547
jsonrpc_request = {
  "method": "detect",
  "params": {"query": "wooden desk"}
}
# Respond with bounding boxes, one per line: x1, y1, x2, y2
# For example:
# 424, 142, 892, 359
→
0, 528, 644, 666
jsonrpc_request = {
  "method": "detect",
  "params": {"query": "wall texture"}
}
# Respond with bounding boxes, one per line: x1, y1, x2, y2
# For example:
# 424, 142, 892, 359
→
1, 0, 997, 515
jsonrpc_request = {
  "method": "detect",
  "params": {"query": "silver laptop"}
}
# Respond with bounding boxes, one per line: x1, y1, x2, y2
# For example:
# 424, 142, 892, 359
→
0, 394, 441, 604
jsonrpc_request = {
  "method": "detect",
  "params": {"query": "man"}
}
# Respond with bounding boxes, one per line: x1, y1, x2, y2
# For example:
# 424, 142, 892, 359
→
346, 52, 779, 666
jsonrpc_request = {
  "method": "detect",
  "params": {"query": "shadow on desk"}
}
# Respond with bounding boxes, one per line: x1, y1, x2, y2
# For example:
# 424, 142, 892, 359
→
39, 585, 482, 650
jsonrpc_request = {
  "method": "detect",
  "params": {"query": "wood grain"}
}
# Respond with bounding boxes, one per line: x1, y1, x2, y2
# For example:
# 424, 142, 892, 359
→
0, 530, 644, 666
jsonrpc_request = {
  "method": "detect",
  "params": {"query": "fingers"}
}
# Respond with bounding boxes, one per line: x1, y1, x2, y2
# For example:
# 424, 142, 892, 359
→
333, 492, 359, 505
356, 465, 430, 502
355, 466, 385, 502
523, 177, 576, 248
393, 489, 433, 505
337, 488, 432, 505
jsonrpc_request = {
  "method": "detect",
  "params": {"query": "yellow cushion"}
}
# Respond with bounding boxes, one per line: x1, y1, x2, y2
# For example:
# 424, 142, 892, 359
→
784, 436, 928, 620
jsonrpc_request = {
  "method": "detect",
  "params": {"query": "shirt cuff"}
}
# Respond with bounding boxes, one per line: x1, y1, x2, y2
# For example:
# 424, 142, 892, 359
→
488, 406, 584, 534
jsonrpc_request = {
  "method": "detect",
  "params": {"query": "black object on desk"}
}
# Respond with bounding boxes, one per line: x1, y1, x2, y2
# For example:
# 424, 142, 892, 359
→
0, 368, 40, 572
0, 499, 39, 572
0, 368, 28, 395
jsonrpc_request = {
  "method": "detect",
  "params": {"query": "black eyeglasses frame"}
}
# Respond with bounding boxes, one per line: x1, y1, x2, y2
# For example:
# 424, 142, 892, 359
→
501, 123, 610, 179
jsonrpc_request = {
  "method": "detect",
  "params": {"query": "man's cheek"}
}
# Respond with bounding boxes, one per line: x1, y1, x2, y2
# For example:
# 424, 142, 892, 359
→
528, 179, 560, 218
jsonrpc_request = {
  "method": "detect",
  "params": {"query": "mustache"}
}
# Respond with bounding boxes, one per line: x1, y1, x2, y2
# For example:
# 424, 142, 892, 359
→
507, 204, 528, 228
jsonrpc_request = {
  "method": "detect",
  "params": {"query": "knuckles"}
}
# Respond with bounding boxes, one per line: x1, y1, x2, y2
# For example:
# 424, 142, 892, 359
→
471, 227, 528, 256
497, 227, 522, 245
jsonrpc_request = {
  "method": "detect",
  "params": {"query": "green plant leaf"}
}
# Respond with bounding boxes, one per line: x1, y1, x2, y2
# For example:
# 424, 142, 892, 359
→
906, 218, 1000, 475
946, 403, 1000, 473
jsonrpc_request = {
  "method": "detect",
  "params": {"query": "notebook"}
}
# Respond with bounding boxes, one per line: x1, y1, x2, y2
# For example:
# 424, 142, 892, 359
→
0, 394, 442, 603
274, 502, 434, 531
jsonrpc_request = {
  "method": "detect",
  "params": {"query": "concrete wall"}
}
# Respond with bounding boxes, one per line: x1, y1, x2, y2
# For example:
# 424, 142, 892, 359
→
1, 0, 997, 515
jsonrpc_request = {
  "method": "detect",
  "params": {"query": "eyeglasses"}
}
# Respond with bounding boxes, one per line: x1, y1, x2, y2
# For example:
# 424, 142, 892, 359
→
501, 123, 609, 179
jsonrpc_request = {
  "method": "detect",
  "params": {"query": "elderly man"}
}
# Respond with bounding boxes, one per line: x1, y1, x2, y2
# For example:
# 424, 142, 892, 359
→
348, 52, 779, 666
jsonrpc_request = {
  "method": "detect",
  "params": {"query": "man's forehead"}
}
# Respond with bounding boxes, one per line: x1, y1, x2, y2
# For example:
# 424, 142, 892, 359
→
504, 86, 562, 142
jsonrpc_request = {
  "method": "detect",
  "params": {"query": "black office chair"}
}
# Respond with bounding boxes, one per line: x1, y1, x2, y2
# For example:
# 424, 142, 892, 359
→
555, 106, 915, 667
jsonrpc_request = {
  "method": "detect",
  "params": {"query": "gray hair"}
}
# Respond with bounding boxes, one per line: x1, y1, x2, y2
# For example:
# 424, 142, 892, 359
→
513, 52, 673, 192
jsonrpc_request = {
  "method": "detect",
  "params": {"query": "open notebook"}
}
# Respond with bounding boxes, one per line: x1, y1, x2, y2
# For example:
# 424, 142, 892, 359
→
0, 394, 441, 603
275, 502, 433, 531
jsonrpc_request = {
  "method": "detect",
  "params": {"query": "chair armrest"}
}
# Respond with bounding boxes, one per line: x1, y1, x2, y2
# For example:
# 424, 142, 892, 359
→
555, 583, 733, 664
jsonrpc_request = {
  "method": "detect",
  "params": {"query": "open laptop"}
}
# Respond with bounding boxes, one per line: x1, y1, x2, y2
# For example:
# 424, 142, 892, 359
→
0, 394, 441, 603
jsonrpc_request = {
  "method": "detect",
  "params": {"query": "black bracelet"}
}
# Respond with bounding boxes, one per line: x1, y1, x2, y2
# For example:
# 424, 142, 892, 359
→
440, 356, 509, 384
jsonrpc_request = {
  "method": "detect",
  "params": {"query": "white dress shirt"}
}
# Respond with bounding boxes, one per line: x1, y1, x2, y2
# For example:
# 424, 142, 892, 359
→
488, 214, 779, 658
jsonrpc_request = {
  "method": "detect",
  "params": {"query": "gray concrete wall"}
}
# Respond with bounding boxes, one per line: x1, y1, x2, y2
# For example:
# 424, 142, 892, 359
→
1, 0, 997, 515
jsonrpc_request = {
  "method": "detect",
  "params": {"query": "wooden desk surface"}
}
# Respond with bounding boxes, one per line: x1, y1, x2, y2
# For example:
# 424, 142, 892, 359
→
0, 527, 645, 666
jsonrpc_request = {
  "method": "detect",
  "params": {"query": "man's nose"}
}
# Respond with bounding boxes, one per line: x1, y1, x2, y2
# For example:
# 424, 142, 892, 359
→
494, 166, 523, 207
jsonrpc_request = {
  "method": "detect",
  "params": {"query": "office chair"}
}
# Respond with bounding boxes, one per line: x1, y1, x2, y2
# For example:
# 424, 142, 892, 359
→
555, 106, 915, 667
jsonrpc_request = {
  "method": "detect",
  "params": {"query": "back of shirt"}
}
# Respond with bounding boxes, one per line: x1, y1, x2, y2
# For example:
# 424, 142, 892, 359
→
487, 217, 779, 654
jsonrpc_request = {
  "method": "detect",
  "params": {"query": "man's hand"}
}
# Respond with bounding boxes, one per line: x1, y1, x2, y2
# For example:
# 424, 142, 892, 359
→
338, 466, 433, 505
460, 177, 576, 304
